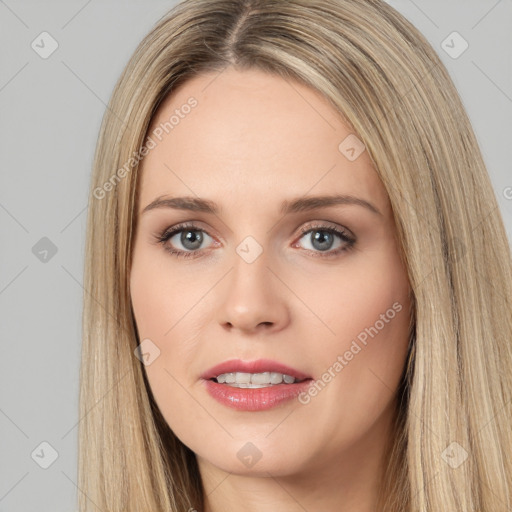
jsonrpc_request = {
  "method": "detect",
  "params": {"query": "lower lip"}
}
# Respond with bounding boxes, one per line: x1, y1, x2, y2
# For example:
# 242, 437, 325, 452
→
203, 379, 313, 411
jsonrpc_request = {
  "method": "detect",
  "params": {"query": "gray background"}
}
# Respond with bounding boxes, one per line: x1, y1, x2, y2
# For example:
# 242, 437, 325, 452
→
0, 1, 511, 510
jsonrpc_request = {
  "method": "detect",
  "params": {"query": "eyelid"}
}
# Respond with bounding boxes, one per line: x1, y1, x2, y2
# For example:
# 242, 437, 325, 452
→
297, 220, 354, 239
155, 220, 219, 241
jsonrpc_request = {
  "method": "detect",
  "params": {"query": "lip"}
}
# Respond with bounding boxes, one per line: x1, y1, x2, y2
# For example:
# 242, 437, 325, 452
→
201, 359, 313, 411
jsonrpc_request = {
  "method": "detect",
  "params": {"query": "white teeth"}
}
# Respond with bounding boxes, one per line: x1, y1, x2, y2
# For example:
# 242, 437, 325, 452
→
251, 372, 270, 385
270, 372, 283, 384
214, 371, 299, 387
236, 372, 252, 384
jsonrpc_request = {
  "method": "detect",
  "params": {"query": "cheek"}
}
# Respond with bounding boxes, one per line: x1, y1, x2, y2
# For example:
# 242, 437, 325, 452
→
295, 245, 411, 435
294, 245, 410, 348
129, 245, 199, 339
129, 243, 211, 364
129, 251, 206, 439
129, 248, 197, 389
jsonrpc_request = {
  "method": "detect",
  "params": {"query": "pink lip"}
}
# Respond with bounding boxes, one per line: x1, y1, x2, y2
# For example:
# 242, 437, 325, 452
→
201, 359, 313, 412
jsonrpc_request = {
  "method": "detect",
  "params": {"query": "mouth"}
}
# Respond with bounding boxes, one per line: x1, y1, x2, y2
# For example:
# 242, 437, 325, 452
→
201, 359, 313, 411
201, 358, 312, 383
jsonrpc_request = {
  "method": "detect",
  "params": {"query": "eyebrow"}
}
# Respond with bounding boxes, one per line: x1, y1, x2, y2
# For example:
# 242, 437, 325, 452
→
141, 194, 382, 217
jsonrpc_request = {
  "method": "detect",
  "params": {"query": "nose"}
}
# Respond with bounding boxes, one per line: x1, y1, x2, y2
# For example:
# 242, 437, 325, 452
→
216, 249, 291, 335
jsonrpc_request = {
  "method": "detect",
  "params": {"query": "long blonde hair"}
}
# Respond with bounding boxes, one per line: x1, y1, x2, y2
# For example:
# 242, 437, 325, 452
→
79, 0, 512, 510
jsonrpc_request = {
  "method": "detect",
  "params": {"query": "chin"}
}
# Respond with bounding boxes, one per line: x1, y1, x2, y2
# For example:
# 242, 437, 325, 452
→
195, 438, 312, 477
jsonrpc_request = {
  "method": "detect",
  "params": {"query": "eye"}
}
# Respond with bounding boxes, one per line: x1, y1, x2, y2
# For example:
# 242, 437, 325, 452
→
155, 222, 216, 259
294, 223, 356, 257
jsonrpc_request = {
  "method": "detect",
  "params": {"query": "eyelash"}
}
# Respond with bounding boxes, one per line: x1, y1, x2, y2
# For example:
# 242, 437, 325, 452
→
154, 221, 356, 260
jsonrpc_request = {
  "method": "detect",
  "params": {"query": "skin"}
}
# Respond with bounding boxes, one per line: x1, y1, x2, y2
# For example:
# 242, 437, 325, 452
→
129, 66, 412, 512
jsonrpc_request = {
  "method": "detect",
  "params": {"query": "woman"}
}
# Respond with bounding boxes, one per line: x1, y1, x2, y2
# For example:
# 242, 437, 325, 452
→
79, 0, 512, 510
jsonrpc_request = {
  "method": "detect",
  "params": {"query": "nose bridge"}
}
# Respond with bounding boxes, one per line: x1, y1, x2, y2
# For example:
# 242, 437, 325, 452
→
229, 236, 271, 304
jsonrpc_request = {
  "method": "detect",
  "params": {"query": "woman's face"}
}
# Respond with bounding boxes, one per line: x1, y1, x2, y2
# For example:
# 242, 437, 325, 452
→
130, 67, 412, 480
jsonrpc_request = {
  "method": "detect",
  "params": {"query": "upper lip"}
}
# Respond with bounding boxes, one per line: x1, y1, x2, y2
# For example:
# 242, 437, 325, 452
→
201, 359, 312, 381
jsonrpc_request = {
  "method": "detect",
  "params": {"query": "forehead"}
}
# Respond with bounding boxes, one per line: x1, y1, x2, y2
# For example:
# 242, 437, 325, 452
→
138, 67, 389, 214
